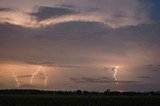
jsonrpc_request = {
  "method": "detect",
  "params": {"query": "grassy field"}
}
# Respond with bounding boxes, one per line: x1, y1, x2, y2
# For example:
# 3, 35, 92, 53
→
0, 94, 160, 106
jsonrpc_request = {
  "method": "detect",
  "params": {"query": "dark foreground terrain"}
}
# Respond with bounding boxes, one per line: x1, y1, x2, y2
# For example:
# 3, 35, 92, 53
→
0, 89, 160, 106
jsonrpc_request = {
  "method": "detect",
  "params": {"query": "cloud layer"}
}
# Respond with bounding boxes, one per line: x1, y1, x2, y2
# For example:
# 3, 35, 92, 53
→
0, 0, 152, 28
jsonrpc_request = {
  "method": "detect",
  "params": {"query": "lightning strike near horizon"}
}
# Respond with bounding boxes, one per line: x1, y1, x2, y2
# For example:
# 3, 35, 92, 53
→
0, 65, 5, 79
2, 64, 20, 87
112, 66, 119, 85
30, 65, 41, 85
11, 71, 20, 87
43, 70, 47, 87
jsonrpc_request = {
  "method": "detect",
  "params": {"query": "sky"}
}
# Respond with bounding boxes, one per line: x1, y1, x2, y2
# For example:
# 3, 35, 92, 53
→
0, 0, 160, 91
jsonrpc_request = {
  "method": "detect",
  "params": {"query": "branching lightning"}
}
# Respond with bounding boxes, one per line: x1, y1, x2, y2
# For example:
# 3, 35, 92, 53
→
30, 65, 48, 87
30, 65, 41, 85
1, 64, 48, 87
112, 66, 119, 85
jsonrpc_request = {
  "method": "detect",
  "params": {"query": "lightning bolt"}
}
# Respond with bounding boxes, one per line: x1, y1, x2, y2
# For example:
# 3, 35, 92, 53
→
2, 64, 20, 87
113, 66, 119, 85
0, 65, 4, 78
11, 71, 20, 87
1, 65, 3, 74
43, 70, 47, 87
30, 65, 41, 85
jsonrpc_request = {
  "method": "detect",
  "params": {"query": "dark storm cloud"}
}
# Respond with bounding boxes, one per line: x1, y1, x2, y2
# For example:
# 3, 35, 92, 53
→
70, 77, 111, 83
60, 4, 75, 8
146, 64, 160, 72
117, 81, 140, 84
17, 75, 32, 78
17, 74, 44, 80
70, 77, 140, 84
31, 6, 76, 21
0, 7, 12, 12
23, 59, 78, 68
114, 10, 127, 18
115, 23, 160, 48
147, 64, 153, 67
0, 21, 160, 68
141, 0, 160, 21
138, 76, 150, 79
147, 64, 160, 68
152, 69, 159, 72
104, 67, 109, 70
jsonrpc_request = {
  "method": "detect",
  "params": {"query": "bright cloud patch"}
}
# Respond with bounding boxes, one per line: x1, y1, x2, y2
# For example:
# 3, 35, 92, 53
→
0, 0, 152, 28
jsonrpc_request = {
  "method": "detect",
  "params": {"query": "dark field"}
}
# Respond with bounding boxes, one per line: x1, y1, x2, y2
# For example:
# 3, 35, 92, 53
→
0, 95, 160, 106
0, 90, 160, 106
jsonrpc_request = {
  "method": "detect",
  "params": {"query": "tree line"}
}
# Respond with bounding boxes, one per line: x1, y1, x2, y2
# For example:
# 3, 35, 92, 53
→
0, 89, 160, 96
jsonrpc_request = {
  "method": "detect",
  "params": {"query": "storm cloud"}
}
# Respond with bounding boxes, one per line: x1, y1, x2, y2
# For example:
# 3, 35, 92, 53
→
0, 7, 13, 12
0, 21, 160, 66
70, 77, 140, 84
31, 6, 76, 21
